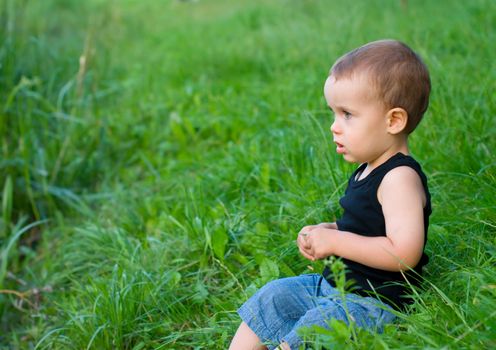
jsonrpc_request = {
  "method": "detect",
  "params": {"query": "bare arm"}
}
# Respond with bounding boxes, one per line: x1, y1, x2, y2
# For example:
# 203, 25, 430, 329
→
297, 166, 426, 272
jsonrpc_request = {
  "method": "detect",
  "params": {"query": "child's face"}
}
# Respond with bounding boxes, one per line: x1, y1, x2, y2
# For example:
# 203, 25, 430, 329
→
324, 73, 392, 166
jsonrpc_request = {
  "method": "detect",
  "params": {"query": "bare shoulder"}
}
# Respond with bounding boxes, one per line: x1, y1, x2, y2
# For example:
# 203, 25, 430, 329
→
378, 166, 426, 207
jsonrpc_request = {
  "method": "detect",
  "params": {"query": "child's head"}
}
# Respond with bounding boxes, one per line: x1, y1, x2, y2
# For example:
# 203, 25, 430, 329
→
329, 39, 430, 134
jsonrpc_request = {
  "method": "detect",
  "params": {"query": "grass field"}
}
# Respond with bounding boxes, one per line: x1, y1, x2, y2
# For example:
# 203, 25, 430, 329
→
1, 0, 495, 348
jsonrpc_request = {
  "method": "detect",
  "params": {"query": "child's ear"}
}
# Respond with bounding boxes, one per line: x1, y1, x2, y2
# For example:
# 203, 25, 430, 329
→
386, 108, 408, 134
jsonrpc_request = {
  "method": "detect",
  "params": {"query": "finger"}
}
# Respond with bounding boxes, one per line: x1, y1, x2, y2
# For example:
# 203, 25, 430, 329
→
298, 228, 308, 236
298, 245, 315, 261
303, 238, 312, 250
297, 236, 314, 258
296, 235, 306, 250
299, 225, 315, 235
297, 234, 312, 250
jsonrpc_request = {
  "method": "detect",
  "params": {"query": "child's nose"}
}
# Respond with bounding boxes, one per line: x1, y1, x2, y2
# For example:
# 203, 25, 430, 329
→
330, 119, 340, 134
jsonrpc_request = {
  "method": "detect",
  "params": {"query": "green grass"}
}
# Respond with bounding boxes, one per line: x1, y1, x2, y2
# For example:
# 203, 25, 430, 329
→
1, 0, 495, 348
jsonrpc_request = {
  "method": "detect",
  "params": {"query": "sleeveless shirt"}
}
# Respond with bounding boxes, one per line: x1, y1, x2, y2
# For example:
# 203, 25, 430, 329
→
322, 153, 431, 310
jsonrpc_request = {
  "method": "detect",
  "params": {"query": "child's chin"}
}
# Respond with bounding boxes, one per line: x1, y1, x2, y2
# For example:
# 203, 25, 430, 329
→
342, 154, 356, 163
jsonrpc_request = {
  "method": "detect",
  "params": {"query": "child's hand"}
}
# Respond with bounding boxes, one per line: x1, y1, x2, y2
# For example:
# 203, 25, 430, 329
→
297, 226, 316, 260
297, 224, 337, 260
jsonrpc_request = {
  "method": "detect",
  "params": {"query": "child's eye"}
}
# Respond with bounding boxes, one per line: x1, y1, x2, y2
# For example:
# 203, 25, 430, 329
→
343, 111, 352, 119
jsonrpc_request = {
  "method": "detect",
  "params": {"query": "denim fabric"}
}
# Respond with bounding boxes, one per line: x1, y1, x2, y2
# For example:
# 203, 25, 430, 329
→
237, 274, 396, 350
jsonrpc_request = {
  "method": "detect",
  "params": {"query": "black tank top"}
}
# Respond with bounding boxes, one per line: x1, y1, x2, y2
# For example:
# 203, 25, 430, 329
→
323, 153, 431, 310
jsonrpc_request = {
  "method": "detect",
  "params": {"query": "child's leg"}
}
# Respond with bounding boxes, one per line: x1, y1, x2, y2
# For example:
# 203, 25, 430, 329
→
232, 274, 395, 349
229, 322, 292, 350
229, 321, 267, 350
280, 290, 396, 348
233, 274, 323, 349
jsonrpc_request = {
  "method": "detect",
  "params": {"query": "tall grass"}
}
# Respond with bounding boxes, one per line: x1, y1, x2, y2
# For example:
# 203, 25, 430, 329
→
1, 0, 495, 348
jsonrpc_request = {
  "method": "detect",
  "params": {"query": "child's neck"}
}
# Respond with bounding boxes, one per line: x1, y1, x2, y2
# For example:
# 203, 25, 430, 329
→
360, 139, 409, 180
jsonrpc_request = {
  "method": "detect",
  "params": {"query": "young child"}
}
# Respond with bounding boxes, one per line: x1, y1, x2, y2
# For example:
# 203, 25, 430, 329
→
229, 39, 432, 350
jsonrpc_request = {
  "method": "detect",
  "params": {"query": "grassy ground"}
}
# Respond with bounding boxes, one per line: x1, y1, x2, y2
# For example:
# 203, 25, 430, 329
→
1, 0, 495, 348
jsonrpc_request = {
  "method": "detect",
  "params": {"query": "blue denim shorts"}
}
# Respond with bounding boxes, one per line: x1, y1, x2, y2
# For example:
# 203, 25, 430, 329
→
237, 274, 396, 350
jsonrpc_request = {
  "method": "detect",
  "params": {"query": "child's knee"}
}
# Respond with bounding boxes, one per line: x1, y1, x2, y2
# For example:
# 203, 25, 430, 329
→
257, 279, 287, 304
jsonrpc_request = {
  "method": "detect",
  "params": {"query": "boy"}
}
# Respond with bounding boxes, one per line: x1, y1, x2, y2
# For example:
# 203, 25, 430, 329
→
229, 39, 432, 350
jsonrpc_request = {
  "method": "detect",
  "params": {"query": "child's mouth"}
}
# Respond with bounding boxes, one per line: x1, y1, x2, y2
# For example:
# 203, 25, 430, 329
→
335, 141, 345, 154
